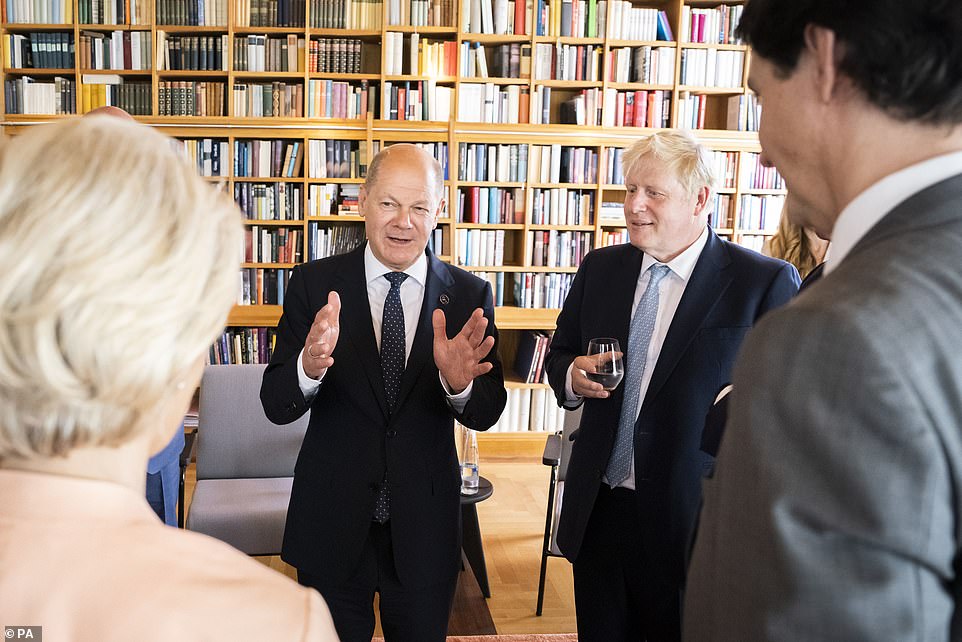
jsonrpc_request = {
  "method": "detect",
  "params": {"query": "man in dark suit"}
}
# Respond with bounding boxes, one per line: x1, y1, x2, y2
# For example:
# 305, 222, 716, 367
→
545, 130, 799, 641
685, 1, 962, 639
260, 144, 506, 642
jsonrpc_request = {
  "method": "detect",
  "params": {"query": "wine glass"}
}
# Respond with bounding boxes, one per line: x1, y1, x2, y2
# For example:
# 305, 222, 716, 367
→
586, 338, 624, 391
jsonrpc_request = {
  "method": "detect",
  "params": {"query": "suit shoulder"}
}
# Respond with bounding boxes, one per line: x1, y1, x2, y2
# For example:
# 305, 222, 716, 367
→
295, 249, 355, 280
581, 243, 639, 267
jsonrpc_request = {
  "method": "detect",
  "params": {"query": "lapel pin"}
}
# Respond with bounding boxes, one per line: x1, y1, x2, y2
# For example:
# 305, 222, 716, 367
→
439, 293, 450, 305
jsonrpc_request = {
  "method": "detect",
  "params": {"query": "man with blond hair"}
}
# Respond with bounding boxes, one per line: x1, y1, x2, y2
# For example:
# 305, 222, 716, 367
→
545, 129, 799, 640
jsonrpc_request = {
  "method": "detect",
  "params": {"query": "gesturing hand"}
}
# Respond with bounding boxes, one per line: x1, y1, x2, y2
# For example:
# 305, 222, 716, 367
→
303, 291, 341, 380
432, 308, 496, 394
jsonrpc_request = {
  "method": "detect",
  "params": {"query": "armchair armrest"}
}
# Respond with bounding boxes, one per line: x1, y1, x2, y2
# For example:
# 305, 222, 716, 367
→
177, 428, 197, 529
542, 432, 562, 467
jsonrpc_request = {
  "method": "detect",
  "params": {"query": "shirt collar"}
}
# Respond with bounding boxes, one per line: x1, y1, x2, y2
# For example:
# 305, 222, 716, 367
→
364, 243, 428, 287
825, 150, 962, 275
640, 226, 709, 282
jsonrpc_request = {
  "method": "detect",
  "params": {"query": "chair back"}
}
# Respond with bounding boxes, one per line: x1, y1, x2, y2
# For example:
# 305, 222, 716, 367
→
196, 364, 309, 480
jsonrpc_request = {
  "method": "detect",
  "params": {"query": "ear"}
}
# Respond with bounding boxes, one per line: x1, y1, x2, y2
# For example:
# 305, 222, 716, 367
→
692, 185, 710, 216
804, 24, 840, 103
432, 200, 444, 229
358, 185, 368, 217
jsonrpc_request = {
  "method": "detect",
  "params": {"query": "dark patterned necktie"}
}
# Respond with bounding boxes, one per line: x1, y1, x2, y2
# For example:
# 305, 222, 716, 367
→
374, 271, 408, 523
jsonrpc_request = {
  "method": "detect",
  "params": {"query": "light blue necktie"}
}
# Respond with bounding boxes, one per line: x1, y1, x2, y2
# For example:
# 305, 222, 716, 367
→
373, 271, 408, 524
605, 263, 671, 486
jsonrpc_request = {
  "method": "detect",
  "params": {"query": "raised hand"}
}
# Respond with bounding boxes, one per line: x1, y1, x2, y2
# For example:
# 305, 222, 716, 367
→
432, 308, 495, 394
303, 291, 341, 380
570, 354, 615, 399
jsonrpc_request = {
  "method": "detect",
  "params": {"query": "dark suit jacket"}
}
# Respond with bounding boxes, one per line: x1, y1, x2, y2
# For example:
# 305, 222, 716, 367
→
545, 230, 799, 589
260, 245, 506, 589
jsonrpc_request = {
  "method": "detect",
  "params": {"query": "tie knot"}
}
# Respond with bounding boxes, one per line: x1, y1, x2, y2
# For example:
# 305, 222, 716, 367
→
384, 272, 408, 289
648, 263, 671, 285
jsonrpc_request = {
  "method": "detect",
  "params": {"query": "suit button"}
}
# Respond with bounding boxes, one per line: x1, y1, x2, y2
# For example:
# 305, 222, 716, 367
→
387, 430, 397, 438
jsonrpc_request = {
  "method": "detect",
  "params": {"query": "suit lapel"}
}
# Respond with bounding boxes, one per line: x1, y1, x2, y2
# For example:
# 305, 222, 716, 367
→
395, 251, 454, 411
642, 231, 731, 407
335, 245, 390, 420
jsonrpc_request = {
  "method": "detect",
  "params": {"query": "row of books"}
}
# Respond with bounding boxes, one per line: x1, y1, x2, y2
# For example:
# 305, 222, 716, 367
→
458, 82, 528, 124
80, 31, 151, 71
532, 43, 601, 82
455, 229, 506, 267
238, 268, 291, 305
235, 139, 304, 177
513, 330, 550, 383
737, 195, 785, 233
82, 79, 150, 114
309, 0, 382, 29
602, 147, 624, 185
159, 80, 225, 116
175, 138, 229, 176
4, 77, 75, 114
461, 42, 530, 79
679, 48, 745, 89
513, 271, 574, 309
306, 221, 365, 260
485, 388, 570, 433
383, 33, 457, 77
741, 153, 786, 190
458, 143, 528, 183
407, 142, 449, 180
461, 0, 521, 35
681, 4, 743, 45
710, 194, 732, 229
381, 80, 452, 121
234, 81, 303, 117
156, 0, 227, 24
210, 327, 278, 365
78, 0, 130, 23
235, 183, 304, 221
307, 139, 364, 179
529, 230, 591, 268
600, 228, 627, 246
234, 0, 304, 26
307, 183, 357, 216
598, 200, 621, 222
426, 228, 445, 256
244, 225, 304, 263
456, 186, 524, 225
600, 88, 671, 128
386, 0, 453, 27
737, 234, 766, 253
606, 45, 675, 85
6, 0, 72, 23
710, 150, 738, 189
233, 35, 302, 72
309, 38, 363, 74
725, 93, 761, 132
530, 188, 594, 226
158, 34, 226, 71
306, 78, 375, 118
5, 33, 73, 69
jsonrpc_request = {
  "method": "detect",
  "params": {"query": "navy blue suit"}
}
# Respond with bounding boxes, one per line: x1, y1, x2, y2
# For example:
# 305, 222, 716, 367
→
260, 245, 506, 641
545, 231, 799, 640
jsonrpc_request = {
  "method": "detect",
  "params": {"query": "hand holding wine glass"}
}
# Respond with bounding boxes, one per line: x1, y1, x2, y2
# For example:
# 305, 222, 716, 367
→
571, 338, 624, 398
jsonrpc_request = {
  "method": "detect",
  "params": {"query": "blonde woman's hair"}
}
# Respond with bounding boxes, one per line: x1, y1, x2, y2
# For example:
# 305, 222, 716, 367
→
765, 213, 821, 279
621, 129, 716, 198
0, 117, 242, 458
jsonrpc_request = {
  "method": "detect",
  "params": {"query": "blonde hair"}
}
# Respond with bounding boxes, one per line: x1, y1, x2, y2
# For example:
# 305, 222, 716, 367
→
621, 129, 716, 198
0, 117, 242, 458
765, 213, 824, 279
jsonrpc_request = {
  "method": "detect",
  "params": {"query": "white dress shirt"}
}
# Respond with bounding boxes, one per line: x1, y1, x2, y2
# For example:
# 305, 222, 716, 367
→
297, 244, 470, 408
566, 226, 710, 489
826, 151, 962, 275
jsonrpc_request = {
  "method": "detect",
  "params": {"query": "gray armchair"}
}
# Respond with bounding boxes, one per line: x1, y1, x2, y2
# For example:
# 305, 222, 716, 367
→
185, 364, 309, 556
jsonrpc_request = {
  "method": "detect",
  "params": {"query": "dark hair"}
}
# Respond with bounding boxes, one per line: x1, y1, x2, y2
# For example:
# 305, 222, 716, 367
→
737, 0, 962, 126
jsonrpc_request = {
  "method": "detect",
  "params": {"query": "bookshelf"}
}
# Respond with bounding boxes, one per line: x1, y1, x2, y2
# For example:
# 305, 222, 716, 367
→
2, 0, 783, 447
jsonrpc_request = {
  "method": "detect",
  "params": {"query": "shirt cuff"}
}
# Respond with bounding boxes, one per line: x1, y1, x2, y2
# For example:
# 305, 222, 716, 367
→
297, 348, 323, 401
440, 374, 473, 413
563, 362, 583, 409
